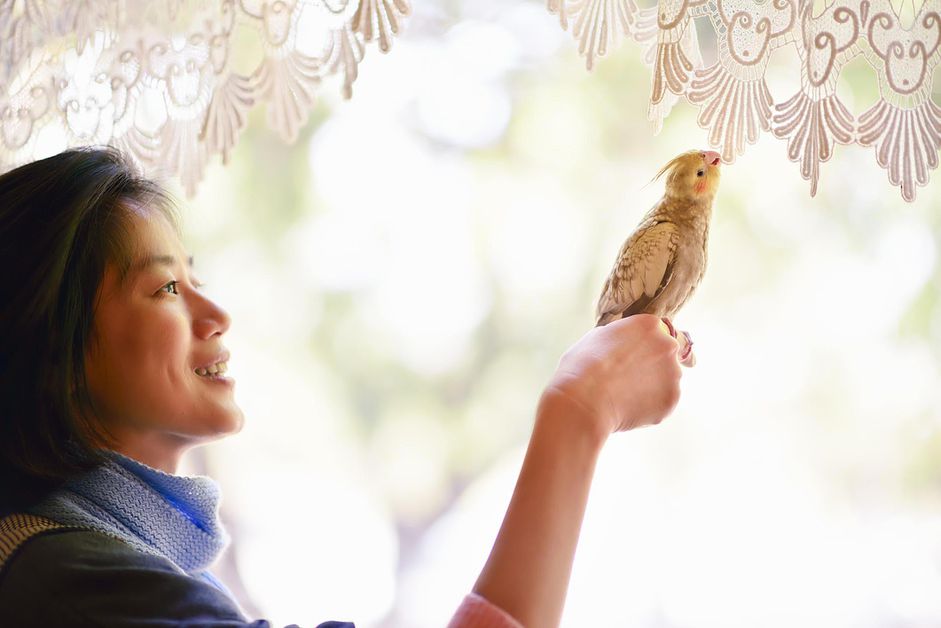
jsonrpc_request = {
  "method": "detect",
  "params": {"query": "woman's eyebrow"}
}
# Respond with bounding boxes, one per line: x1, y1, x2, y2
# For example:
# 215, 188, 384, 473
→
131, 254, 195, 274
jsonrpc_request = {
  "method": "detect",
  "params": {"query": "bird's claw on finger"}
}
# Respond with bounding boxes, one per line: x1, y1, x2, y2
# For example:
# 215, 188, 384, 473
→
660, 317, 677, 339
680, 330, 694, 362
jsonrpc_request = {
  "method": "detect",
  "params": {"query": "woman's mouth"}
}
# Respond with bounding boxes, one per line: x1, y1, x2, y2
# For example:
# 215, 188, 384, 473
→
195, 361, 234, 385
195, 360, 227, 377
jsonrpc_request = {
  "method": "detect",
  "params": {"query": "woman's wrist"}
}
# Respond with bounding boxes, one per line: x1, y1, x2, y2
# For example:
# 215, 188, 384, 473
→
535, 388, 610, 454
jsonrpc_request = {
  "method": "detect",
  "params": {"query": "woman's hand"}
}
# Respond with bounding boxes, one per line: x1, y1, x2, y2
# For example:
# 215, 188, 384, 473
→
539, 314, 693, 437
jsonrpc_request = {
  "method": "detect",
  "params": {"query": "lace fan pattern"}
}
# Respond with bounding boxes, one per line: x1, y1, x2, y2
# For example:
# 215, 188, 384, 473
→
550, 0, 941, 202
0, 0, 410, 196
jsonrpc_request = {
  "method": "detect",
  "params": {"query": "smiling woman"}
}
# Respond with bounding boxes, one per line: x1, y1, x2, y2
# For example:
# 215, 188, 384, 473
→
0, 148, 188, 503
0, 147, 694, 628
82, 210, 244, 472
0, 147, 337, 626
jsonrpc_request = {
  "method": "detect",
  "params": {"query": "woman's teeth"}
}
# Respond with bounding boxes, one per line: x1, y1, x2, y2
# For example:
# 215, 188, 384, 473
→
195, 361, 228, 377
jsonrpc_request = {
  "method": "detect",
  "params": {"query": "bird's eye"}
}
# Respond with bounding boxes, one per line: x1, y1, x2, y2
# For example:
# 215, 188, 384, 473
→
697, 170, 704, 177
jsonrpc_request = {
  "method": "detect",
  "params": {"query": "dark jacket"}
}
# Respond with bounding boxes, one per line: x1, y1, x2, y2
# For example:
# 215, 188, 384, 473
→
0, 528, 352, 628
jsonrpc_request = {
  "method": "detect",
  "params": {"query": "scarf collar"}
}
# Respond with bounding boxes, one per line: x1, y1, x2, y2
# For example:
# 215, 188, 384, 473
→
30, 451, 228, 574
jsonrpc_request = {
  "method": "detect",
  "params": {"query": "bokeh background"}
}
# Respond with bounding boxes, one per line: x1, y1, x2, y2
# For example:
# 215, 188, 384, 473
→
169, 0, 941, 626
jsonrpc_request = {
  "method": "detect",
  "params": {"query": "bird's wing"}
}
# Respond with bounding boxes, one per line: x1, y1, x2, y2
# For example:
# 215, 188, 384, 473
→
595, 220, 680, 325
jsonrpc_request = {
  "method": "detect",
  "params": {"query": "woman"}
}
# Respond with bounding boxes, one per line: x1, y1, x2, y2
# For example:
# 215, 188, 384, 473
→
0, 147, 693, 627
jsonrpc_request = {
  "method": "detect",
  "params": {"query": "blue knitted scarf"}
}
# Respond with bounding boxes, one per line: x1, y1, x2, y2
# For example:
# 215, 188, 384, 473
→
28, 451, 228, 577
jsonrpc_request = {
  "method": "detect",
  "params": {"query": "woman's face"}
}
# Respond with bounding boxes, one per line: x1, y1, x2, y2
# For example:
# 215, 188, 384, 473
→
83, 207, 243, 470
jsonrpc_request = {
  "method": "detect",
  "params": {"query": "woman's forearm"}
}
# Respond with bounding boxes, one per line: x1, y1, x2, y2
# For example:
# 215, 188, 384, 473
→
472, 394, 608, 628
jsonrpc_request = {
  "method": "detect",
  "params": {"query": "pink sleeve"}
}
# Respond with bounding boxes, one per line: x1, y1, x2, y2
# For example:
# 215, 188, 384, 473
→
446, 592, 523, 628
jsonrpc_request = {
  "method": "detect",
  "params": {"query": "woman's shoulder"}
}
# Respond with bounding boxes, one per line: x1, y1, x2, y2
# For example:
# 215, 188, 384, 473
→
2, 526, 180, 581
0, 528, 271, 627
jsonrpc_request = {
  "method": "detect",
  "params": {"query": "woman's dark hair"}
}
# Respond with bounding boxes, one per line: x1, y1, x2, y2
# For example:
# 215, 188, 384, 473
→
0, 146, 181, 515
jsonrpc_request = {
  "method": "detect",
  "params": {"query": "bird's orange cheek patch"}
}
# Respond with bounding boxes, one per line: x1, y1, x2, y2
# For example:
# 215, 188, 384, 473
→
695, 180, 706, 194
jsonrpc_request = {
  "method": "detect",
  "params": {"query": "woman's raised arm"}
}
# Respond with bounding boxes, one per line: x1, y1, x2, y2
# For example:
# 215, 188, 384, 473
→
453, 314, 691, 628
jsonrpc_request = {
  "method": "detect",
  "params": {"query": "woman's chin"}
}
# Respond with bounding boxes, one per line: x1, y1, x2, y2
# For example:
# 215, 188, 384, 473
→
214, 406, 245, 437
188, 406, 245, 442
226, 408, 246, 435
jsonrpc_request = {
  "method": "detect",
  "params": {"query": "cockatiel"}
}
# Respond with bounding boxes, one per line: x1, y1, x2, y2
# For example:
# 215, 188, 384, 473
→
595, 149, 722, 338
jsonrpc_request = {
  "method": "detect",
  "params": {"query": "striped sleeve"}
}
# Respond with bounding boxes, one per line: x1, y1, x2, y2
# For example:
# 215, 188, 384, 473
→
446, 593, 523, 628
0, 513, 65, 572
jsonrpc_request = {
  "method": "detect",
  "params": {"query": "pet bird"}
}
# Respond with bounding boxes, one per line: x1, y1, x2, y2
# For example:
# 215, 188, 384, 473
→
595, 150, 722, 348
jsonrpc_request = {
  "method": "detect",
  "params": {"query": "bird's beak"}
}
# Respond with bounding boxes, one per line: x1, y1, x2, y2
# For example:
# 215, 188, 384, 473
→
703, 151, 721, 167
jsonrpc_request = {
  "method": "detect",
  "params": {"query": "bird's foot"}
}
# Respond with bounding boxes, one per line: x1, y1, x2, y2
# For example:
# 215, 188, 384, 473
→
660, 317, 677, 339
680, 330, 693, 362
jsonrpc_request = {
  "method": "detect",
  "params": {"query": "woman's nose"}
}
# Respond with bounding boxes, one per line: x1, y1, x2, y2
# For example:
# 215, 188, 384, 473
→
193, 294, 231, 339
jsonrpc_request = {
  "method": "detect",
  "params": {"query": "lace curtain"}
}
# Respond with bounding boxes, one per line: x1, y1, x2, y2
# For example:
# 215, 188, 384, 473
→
549, 0, 941, 201
0, 0, 409, 195
4, 1, 937, 202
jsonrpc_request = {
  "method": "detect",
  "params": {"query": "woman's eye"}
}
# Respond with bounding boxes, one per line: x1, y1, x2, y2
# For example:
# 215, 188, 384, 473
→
697, 170, 705, 177
160, 280, 179, 295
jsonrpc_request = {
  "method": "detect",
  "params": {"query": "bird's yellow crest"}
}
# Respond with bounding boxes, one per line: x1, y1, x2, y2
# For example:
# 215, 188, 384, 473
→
651, 149, 721, 200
